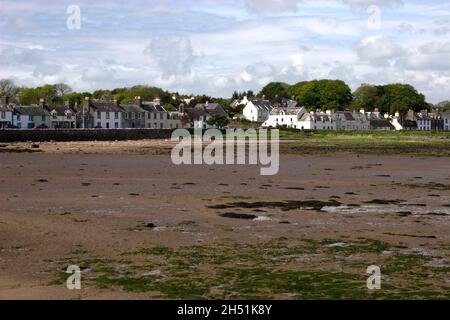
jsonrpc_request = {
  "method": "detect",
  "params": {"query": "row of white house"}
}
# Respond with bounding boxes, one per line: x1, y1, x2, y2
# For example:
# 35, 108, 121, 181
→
261, 107, 395, 131
232, 96, 450, 131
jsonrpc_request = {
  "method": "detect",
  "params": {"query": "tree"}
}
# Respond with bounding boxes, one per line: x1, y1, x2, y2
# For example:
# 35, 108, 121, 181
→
383, 84, 426, 114
0, 79, 19, 97
287, 80, 352, 110
259, 82, 290, 102
206, 114, 229, 128
351, 84, 383, 111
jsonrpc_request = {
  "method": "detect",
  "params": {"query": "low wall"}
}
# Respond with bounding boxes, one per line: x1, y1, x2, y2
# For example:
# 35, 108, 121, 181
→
0, 129, 174, 142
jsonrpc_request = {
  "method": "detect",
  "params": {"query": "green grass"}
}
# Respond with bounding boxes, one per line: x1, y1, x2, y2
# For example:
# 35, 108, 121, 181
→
48, 238, 450, 299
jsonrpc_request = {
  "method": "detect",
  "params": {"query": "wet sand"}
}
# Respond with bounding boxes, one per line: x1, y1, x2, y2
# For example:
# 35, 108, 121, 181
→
0, 141, 449, 299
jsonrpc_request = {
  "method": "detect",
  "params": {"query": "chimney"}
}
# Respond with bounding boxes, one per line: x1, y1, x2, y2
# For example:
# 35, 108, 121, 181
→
134, 96, 142, 107
154, 97, 161, 106
83, 96, 91, 111
179, 103, 185, 114
0, 96, 8, 106
39, 98, 45, 108
112, 99, 119, 107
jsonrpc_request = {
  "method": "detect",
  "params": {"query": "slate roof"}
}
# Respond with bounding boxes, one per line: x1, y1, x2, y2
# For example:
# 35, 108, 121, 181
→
335, 111, 356, 121
90, 102, 122, 113
250, 100, 272, 111
14, 106, 50, 116
370, 119, 395, 129
120, 104, 146, 113
270, 107, 305, 116
184, 108, 208, 121
46, 106, 74, 116
141, 102, 166, 112
299, 112, 333, 122
0, 105, 12, 112
195, 103, 227, 117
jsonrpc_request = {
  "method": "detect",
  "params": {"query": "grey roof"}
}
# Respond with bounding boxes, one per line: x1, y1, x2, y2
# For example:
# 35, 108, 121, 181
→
402, 120, 417, 127
120, 104, 146, 113
90, 102, 122, 113
0, 105, 12, 112
370, 119, 395, 129
415, 112, 441, 120
335, 111, 356, 121
141, 102, 165, 112
281, 99, 298, 108
299, 112, 332, 122
251, 99, 272, 111
195, 103, 227, 117
270, 107, 304, 116
14, 105, 50, 116
46, 106, 74, 116
184, 108, 208, 121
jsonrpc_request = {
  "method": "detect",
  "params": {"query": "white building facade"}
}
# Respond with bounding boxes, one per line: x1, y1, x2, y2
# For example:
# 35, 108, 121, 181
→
242, 99, 273, 122
262, 107, 306, 128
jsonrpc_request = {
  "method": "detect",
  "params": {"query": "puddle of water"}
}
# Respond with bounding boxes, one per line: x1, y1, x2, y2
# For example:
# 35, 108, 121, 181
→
322, 205, 450, 215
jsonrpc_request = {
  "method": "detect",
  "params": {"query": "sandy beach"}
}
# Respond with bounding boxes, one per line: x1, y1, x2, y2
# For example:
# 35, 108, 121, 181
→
1, 140, 449, 299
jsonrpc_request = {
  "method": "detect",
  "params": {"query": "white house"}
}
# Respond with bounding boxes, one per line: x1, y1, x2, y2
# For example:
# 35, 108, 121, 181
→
83, 97, 123, 129
13, 106, 51, 129
442, 112, 450, 131
262, 107, 306, 128
242, 99, 273, 122
297, 111, 336, 131
334, 110, 369, 131
184, 108, 211, 129
0, 105, 13, 128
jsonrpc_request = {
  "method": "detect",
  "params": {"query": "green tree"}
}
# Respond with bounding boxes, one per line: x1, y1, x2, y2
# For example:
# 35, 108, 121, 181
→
351, 84, 383, 111
206, 114, 229, 128
259, 82, 290, 102
287, 80, 352, 110
383, 84, 426, 114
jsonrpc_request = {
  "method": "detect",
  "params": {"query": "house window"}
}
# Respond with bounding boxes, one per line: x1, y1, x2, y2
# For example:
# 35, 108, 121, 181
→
115, 122, 119, 129
42, 116, 46, 121
138, 113, 141, 119
160, 113, 163, 120
52, 112, 57, 119
1, 111, 5, 119
106, 112, 110, 120
97, 111, 101, 118
115, 112, 119, 119
97, 122, 101, 128
106, 123, 110, 129
124, 113, 128, 119
17, 115, 20, 121
29, 115, 34, 121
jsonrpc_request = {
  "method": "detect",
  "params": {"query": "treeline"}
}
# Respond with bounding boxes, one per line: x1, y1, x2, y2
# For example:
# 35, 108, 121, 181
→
257, 80, 441, 115
1, 78, 448, 115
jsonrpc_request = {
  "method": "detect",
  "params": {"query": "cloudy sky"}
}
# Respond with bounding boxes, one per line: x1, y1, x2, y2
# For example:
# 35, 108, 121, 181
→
1, 0, 450, 103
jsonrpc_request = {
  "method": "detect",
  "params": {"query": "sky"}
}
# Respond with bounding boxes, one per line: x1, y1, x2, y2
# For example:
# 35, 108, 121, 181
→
1, 0, 450, 103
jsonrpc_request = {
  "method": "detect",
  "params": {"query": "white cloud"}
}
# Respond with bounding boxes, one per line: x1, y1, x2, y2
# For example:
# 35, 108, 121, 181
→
355, 36, 404, 62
